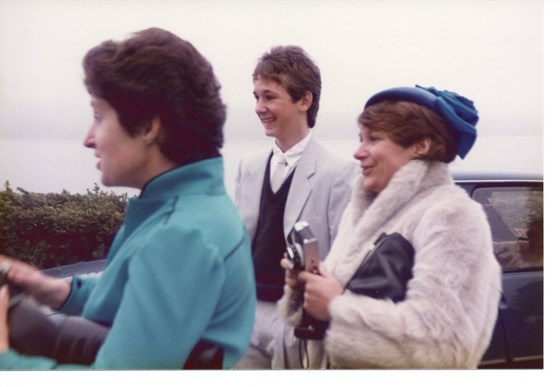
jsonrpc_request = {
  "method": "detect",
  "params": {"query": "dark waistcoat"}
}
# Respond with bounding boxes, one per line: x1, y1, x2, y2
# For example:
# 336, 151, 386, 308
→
252, 157, 296, 301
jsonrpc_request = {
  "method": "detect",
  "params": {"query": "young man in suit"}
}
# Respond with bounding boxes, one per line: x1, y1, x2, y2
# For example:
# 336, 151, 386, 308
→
234, 46, 358, 369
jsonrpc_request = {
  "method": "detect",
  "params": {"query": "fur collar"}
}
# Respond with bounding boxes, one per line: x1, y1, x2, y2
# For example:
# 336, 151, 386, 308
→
326, 160, 453, 286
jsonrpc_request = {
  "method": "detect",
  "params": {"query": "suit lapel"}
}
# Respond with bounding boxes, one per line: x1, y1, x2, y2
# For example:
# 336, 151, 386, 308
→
242, 151, 270, 239
283, 138, 318, 238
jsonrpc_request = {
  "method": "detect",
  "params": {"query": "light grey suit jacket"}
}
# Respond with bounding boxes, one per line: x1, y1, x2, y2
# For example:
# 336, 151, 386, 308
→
234, 136, 359, 260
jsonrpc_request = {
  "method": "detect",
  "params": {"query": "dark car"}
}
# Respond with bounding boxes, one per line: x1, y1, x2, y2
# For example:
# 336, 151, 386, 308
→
42, 170, 544, 369
453, 170, 543, 368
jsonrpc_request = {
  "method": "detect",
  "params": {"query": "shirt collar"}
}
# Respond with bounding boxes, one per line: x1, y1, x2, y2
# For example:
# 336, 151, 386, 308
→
271, 131, 313, 168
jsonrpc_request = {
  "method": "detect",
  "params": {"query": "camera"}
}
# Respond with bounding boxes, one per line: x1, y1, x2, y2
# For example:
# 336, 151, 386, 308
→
286, 221, 320, 273
286, 221, 329, 340
0, 262, 25, 307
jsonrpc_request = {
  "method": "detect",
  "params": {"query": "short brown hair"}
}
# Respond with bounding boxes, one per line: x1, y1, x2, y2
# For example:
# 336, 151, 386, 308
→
253, 45, 321, 128
83, 27, 226, 164
358, 100, 458, 163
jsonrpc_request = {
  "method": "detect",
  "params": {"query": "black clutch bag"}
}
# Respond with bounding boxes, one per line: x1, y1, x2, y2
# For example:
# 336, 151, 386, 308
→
345, 232, 414, 302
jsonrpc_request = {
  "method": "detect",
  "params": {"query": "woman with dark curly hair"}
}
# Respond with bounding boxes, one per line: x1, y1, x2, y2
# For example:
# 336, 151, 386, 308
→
279, 85, 501, 368
0, 28, 256, 370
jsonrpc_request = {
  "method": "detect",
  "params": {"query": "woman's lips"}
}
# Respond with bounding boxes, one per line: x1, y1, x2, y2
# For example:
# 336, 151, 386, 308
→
361, 165, 373, 175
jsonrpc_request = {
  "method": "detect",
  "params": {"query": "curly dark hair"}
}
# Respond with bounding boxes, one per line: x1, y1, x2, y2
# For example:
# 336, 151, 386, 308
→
83, 27, 226, 164
253, 45, 321, 128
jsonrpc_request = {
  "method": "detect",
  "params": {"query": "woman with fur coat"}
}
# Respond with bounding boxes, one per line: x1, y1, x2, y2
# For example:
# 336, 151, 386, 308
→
278, 85, 501, 368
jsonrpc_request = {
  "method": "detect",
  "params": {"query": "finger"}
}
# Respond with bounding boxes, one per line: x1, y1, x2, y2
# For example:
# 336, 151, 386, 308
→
0, 285, 10, 351
298, 271, 316, 283
280, 258, 291, 270
0, 285, 9, 313
8, 260, 39, 284
0, 255, 14, 265
317, 264, 333, 278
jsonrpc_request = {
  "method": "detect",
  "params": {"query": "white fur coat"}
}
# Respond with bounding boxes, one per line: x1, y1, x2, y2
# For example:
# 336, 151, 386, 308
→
278, 160, 501, 368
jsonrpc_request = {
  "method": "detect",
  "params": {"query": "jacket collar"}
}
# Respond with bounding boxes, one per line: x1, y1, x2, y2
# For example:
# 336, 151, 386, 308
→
111, 157, 225, 246
138, 157, 225, 200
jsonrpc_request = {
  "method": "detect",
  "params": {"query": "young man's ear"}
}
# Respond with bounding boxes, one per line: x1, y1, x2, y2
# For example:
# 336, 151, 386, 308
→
299, 91, 313, 112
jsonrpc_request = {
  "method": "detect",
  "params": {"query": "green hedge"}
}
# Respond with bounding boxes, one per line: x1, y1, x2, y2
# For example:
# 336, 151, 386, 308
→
0, 182, 128, 270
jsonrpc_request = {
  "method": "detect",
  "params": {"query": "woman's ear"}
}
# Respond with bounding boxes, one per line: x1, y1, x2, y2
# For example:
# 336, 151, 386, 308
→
414, 138, 432, 157
140, 117, 163, 146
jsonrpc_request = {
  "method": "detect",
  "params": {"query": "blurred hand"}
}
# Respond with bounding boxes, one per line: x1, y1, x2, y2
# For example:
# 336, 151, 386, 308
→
0, 255, 70, 310
0, 285, 9, 352
298, 266, 342, 321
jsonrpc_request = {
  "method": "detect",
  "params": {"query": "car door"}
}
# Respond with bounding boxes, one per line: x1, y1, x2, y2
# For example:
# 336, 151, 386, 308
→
461, 181, 543, 368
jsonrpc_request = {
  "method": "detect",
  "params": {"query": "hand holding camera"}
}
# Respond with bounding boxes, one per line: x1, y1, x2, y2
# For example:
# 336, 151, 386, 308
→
285, 221, 330, 340
286, 221, 321, 274
283, 221, 320, 292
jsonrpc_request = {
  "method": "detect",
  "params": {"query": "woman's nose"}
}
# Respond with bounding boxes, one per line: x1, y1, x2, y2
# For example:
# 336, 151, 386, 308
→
353, 144, 365, 160
83, 126, 95, 149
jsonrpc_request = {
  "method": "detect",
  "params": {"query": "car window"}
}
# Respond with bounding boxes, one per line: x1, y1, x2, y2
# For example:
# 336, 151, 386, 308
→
473, 186, 543, 271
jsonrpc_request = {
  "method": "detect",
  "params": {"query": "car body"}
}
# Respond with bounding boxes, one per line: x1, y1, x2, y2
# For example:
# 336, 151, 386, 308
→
43, 170, 544, 369
453, 170, 543, 368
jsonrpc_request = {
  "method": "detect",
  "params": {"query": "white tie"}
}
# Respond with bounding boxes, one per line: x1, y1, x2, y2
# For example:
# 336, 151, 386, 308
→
271, 158, 288, 193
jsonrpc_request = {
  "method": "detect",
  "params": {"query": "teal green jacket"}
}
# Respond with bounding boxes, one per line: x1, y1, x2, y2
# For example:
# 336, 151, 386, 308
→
0, 157, 256, 369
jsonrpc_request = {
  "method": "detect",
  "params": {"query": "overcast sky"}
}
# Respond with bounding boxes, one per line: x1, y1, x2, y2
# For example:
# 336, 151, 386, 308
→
0, 0, 545, 140
0, 0, 552, 197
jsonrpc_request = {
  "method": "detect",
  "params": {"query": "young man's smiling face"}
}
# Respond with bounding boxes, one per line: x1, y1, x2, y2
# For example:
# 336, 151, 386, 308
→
253, 75, 310, 151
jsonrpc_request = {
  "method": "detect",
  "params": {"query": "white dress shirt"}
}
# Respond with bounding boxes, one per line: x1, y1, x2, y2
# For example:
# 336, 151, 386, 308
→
269, 132, 313, 186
